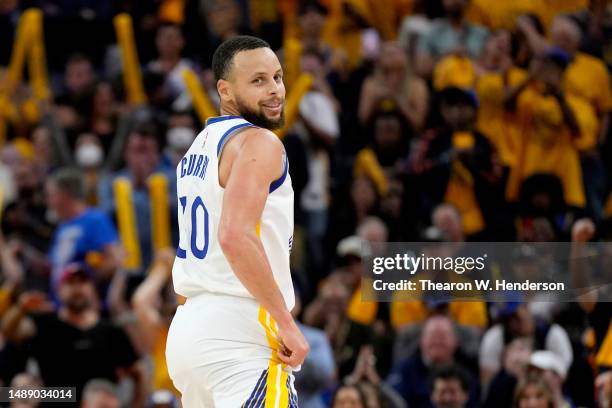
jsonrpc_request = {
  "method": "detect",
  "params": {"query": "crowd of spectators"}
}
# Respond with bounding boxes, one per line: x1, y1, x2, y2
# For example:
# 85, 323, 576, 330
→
0, 0, 611, 407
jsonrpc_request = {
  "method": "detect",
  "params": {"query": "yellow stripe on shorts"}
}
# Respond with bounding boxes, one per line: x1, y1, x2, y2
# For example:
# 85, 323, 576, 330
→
258, 306, 290, 408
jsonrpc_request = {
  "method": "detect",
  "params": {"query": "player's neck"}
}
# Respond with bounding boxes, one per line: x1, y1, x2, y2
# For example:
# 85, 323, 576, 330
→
219, 104, 241, 118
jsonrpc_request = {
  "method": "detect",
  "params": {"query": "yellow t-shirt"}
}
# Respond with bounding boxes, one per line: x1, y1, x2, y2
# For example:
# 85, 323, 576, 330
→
390, 300, 488, 330
347, 286, 488, 330
595, 322, 612, 368
564, 52, 612, 115
466, 0, 586, 30
507, 86, 597, 207
433, 55, 476, 91
444, 132, 486, 235
476, 67, 527, 167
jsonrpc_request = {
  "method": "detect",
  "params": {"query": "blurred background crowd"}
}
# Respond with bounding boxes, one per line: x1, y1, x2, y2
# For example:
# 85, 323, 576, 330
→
0, 0, 612, 407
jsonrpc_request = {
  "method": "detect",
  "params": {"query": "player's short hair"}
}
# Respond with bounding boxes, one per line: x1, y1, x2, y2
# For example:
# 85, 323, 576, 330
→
212, 35, 271, 82
49, 167, 86, 201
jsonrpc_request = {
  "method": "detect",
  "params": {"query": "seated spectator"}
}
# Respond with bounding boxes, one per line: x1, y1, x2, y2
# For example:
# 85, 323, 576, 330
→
88, 81, 120, 155
1, 142, 53, 256
147, 22, 195, 106
516, 174, 574, 242
345, 346, 407, 408
430, 364, 471, 408
483, 337, 534, 408
30, 124, 56, 176
8, 372, 43, 408
1, 264, 144, 405
527, 351, 575, 408
387, 315, 479, 408
332, 383, 368, 408
164, 126, 196, 167
513, 374, 556, 408
392, 304, 485, 365
416, 0, 489, 77
358, 42, 428, 131
303, 276, 374, 378
354, 110, 410, 197
204, 0, 249, 47
479, 302, 573, 387
46, 168, 123, 298
327, 176, 381, 254
53, 54, 96, 138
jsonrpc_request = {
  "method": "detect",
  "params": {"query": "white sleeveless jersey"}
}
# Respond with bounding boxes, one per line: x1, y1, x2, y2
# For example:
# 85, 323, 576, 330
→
172, 115, 295, 310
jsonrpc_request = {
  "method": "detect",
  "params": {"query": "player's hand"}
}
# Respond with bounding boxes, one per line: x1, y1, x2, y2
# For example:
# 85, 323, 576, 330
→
276, 319, 309, 368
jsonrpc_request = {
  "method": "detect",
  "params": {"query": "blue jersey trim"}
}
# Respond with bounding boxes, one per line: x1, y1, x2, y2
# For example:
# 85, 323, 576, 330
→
206, 115, 242, 126
269, 156, 288, 193
216, 122, 252, 157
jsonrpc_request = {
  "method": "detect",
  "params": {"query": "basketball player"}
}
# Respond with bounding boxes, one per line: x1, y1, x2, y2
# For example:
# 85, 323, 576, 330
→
166, 36, 309, 407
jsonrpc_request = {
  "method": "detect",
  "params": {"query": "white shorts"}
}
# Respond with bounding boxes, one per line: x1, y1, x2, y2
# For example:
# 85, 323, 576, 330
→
166, 292, 298, 407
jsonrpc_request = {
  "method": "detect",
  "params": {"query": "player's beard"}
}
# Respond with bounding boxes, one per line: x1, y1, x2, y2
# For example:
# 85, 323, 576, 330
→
235, 96, 285, 130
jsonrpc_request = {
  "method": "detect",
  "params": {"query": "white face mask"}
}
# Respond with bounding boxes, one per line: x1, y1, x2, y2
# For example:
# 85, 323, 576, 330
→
167, 127, 196, 151
75, 143, 103, 168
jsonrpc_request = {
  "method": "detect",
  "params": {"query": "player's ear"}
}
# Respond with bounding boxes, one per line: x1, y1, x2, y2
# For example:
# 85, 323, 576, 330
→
217, 79, 232, 101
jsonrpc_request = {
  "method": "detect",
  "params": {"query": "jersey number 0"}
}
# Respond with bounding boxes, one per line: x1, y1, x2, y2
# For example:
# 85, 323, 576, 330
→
177, 195, 209, 259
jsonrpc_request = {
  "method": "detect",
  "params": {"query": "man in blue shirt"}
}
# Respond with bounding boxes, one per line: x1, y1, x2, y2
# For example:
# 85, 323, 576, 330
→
46, 168, 123, 298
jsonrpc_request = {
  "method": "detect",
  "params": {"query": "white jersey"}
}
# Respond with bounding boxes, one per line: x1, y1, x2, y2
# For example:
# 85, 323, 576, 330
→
172, 115, 295, 310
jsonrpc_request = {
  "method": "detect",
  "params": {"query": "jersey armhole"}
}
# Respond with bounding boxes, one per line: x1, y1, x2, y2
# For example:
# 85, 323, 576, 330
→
216, 122, 257, 188
216, 122, 256, 158
269, 153, 289, 193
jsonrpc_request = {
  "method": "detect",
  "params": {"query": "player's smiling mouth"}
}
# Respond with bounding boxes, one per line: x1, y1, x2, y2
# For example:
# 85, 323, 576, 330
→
262, 101, 283, 115
262, 99, 283, 109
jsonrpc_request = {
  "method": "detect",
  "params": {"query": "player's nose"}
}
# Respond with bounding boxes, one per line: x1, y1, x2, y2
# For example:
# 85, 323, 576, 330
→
267, 79, 282, 95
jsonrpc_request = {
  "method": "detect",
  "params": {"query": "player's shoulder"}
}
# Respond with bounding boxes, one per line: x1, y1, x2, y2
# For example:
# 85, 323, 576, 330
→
238, 126, 284, 156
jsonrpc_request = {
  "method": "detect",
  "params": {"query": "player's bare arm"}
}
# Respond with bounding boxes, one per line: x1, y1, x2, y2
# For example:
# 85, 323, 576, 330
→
218, 127, 309, 367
